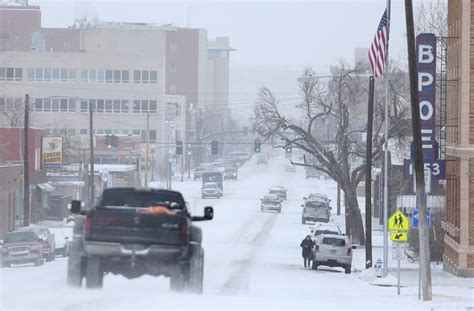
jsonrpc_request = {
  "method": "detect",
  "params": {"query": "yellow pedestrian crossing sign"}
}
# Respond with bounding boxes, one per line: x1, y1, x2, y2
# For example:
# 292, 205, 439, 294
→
388, 210, 410, 231
390, 232, 407, 242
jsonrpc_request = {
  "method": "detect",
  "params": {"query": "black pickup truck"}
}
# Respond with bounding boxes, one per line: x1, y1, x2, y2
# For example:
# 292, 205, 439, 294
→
67, 188, 213, 293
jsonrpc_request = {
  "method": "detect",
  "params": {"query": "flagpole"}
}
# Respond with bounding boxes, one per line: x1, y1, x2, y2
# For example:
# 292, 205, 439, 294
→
383, 0, 391, 278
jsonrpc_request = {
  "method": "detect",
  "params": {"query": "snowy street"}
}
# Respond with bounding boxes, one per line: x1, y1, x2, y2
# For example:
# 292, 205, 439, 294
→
1, 155, 472, 310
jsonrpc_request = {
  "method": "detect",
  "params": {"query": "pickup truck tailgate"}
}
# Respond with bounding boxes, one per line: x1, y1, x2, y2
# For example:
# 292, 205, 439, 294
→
86, 207, 187, 246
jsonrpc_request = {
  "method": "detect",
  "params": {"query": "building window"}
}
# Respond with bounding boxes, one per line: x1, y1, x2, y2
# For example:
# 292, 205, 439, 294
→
60, 69, 68, 82
105, 70, 113, 83
133, 129, 140, 136
89, 69, 97, 83
81, 69, 88, 83
121, 100, 129, 113
141, 70, 149, 84
64, 41, 71, 49
34, 98, 43, 112
150, 100, 157, 113
43, 98, 51, 112
113, 70, 121, 83
121, 70, 129, 83
0, 68, 21, 81
44, 68, 52, 82
150, 70, 158, 83
97, 99, 105, 113
169, 84, 176, 93
133, 100, 141, 113
52, 99, 60, 112
60, 98, 68, 112
105, 99, 113, 113
169, 64, 176, 72
133, 70, 141, 83
150, 130, 157, 142
98, 69, 105, 83
52, 68, 60, 82
170, 41, 177, 51
69, 98, 76, 112
15, 68, 22, 81
27, 68, 34, 81
34, 68, 43, 82
80, 100, 88, 112
80, 129, 87, 134
113, 100, 121, 113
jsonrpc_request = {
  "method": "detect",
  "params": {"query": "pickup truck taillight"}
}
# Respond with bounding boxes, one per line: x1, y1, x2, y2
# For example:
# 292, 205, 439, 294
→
347, 248, 352, 256
180, 223, 189, 241
84, 217, 92, 238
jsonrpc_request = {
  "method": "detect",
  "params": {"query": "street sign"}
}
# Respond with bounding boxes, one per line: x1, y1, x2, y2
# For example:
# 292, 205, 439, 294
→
388, 210, 410, 231
403, 159, 445, 180
390, 232, 408, 242
412, 210, 431, 228
392, 243, 406, 259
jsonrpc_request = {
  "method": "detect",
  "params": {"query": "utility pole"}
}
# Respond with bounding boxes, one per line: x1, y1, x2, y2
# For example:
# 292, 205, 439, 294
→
145, 112, 149, 187
23, 94, 30, 226
89, 101, 95, 207
337, 183, 341, 216
365, 76, 375, 269
405, 0, 432, 300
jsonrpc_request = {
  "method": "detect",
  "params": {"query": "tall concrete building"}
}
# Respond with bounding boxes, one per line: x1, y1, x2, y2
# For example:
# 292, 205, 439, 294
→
444, 0, 474, 277
0, 4, 232, 175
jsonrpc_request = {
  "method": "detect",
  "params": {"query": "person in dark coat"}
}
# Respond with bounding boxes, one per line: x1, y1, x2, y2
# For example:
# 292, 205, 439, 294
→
300, 235, 315, 269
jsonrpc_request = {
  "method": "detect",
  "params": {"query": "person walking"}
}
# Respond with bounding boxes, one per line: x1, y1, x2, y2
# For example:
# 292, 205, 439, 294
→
300, 235, 315, 269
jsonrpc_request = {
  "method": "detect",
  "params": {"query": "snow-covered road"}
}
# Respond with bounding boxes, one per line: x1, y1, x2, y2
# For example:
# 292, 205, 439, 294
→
1, 155, 472, 310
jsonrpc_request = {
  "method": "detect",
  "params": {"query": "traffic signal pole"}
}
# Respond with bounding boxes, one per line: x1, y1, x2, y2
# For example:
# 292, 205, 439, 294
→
23, 94, 30, 226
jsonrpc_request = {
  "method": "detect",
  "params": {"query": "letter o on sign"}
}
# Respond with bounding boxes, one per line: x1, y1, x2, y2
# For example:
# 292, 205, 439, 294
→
419, 101, 434, 121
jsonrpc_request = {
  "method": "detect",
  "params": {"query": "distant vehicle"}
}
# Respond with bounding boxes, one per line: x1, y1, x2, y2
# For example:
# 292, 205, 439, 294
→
305, 167, 320, 179
202, 171, 223, 191
18, 226, 56, 262
223, 167, 238, 180
301, 200, 331, 224
304, 193, 331, 207
256, 155, 268, 164
230, 152, 250, 166
67, 188, 213, 292
208, 162, 225, 173
269, 186, 287, 200
194, 167, 207, 180
285, 164, 296, 173
2, 230, 44, 267
310, 222, 342, 239
260, 194, 282, 213
202, 182, 222, 199
311, 234, 354, 274
50, 228, 70, 257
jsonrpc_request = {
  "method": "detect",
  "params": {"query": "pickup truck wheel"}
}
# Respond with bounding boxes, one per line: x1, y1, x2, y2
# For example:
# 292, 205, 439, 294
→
85, 256, 103, 289
344, 265, 351, 274
170, 273, 186, 292
67, 239, 84, 287
187, 245, 204, 294
302, 218, 306, 224
2, 263, 11, 268
34, 257, 42, 266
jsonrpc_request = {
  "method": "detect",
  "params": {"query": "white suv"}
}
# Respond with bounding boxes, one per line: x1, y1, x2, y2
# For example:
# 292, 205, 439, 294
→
311, 234, 353, 274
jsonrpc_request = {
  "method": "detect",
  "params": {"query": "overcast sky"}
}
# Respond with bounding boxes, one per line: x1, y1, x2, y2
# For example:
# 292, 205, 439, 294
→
28, 0, 422, 72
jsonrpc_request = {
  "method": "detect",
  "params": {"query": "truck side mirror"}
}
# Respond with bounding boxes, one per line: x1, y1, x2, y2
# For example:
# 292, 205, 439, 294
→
301, 204, 304, 207
71, 200, 82, 214
204, 206, 214, 220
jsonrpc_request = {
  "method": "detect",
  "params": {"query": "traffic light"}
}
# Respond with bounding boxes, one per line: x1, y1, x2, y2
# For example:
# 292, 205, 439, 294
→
211, 140, 218, 155
286, 147, 292, 154
105, 135, 112, 148
176, 140, 183, 155
110, 135, 118, 148
254, 139, 261, 153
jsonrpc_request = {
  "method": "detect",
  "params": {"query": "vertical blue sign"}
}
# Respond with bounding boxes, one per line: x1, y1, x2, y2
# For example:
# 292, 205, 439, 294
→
416, 33, 437, 160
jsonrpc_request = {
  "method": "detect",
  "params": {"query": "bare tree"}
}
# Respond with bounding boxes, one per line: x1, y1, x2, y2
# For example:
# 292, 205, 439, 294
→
254, 61, 411, 244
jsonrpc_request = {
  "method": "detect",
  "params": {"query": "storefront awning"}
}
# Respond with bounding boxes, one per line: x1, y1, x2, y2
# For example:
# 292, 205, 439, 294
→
37, 183, 55, 192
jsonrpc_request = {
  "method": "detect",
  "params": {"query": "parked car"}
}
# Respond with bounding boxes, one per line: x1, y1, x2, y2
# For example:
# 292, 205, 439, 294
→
260, 194, 282, 213
223, 167, 238, 180
305, 167, 320, 179
50, 228, 70, 257
269, 186, 287, 200
2, 230, 44, 267
18, 227, 56, 262
202, 182, 222, 199
194, 167, 207, 180
256, 155, 268, 164
301, 200, 331, 224
304, 193, 331, 207
285, 165, 296, 173
310, 222, 342, 238
311, 234, 354, 274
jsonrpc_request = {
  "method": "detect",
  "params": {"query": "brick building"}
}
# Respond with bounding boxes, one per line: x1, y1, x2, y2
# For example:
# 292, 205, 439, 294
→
444, 0, 474, 277
0, 164, 21, 239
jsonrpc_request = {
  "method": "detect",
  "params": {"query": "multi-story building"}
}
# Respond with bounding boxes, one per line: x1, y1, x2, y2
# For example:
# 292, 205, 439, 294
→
0, 3, 232, 178
444, 0, 474, 277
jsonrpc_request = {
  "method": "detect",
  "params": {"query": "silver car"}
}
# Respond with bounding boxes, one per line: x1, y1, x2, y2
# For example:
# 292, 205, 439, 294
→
201, 182, 222, 199
260, 194, 282, 213
301, 200, 330, 224
311, 234, 353, 274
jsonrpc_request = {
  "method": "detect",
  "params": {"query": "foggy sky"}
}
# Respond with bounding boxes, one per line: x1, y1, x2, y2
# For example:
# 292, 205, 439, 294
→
30, 0, 419, 72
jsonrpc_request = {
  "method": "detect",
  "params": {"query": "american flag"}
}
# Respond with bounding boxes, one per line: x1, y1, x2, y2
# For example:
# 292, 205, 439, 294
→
368, 9, 389, 78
